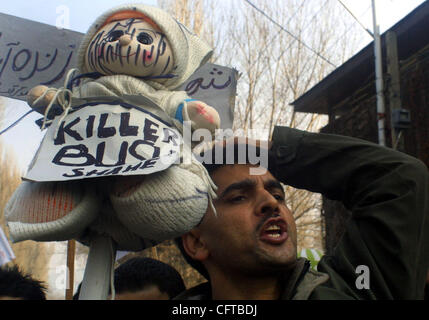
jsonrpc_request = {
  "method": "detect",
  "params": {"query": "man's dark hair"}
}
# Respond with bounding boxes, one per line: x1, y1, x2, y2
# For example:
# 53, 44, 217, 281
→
0, 265, 47, 300
114, 257, 186, 299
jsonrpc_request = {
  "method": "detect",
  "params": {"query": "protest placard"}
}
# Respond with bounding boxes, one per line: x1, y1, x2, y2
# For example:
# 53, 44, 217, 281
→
0, 13, 81, 100
25, 100, 183, 181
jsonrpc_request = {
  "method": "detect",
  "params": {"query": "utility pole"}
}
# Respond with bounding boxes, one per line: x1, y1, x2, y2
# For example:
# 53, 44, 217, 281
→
386, 31, 401, 149
372, 0, 386, 146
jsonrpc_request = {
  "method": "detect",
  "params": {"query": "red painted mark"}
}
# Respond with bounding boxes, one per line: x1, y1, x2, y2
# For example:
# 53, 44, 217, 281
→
196, 104, 206, 115
144, 50, 152, 62
196, 104, 214, 124
53, 193, 57, 221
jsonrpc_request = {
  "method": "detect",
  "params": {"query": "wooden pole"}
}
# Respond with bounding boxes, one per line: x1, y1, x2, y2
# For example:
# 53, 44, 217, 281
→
79, 235, 116, 300
151, 246, 159, 260
65, 240, 75, 300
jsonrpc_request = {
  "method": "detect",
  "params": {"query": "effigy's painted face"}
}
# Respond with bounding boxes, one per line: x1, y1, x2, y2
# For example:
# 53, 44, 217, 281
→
85, 18, 174, 80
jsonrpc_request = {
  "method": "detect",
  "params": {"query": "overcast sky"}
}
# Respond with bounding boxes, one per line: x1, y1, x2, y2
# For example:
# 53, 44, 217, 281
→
1, 0, 157, 32
0, 0, 426, 170
0, 0, 424, 34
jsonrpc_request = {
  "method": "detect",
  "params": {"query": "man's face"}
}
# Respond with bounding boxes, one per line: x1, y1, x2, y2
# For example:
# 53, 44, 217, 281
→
197, 164, 297, 276
85, 18, 174, 79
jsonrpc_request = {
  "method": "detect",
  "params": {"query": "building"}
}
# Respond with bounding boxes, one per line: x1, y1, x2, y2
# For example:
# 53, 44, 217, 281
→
291, 1, 429, 253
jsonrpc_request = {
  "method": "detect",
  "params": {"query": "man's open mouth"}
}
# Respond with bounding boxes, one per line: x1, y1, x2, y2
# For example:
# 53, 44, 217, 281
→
259, 218, 288, 244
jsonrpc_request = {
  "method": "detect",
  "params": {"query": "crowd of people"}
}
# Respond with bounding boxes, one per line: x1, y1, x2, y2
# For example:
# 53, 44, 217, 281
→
0, 257, 186, 300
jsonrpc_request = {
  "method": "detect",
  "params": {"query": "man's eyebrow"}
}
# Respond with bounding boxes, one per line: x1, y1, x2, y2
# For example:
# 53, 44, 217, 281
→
264, 179, 285, 195
219, 179, 257, 198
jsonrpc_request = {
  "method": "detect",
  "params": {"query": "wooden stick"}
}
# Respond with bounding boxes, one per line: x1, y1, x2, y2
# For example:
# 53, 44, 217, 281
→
79, 235, 116, 300
151, 246, 159, 260
65, 240, 76, 300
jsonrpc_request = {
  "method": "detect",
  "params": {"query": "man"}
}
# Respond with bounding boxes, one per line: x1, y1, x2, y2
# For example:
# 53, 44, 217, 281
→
175, 126, 429, 299
0, 265, 46, 300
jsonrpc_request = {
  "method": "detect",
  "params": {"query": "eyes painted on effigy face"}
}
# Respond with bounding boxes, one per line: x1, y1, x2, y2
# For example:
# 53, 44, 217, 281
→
85, 18, 174, 79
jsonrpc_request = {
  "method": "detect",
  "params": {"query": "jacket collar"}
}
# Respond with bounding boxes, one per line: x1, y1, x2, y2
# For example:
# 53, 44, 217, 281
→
280, 257, 310, 299
174, 258, 327, 300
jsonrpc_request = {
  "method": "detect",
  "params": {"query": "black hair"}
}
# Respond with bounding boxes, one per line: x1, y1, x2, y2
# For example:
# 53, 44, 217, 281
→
0, 265, 47, 300
113, 257, 186, 299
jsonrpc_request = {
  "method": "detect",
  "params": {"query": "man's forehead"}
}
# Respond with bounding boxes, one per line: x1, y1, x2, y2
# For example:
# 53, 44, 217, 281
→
211, 164, 275, 188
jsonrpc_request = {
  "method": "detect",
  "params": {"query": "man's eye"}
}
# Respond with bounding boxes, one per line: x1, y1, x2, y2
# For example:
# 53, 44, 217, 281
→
273, 194, 285, 201
137, 32, 153, 45
230, 195, 246, 203
107, 30, 124, 42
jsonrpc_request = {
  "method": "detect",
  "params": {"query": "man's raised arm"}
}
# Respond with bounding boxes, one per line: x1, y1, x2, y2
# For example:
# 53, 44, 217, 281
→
268, 126, 429, 299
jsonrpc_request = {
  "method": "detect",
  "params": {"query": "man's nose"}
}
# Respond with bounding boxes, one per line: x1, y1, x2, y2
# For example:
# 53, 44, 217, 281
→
256, 190, 280, 217
119, 35, 132, 46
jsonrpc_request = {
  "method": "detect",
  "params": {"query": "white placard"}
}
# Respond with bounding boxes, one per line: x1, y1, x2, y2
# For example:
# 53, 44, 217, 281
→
25, 102, 182, 182
0, 13, 81, 100
178, 63, 237, 129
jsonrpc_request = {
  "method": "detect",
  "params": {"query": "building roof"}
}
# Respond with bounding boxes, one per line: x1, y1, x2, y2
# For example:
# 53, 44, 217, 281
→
292, 1, 429, 115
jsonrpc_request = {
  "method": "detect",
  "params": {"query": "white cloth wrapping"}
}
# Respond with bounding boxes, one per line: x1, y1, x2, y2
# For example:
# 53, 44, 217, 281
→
0, 226, 15, 266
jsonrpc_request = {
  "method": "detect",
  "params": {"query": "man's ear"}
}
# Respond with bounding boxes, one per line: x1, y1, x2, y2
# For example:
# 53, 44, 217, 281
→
181, 229, 209, 262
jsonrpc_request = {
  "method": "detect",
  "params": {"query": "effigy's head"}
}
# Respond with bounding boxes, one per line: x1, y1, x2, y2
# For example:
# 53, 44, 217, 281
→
84, 11, 174, 81
77, 4, 213, 88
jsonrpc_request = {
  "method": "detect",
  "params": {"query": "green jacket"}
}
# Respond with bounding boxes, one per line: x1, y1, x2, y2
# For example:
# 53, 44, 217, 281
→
176, 126, 429, 300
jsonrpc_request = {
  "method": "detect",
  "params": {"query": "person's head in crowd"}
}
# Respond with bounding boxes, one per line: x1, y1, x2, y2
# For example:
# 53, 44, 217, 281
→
0, 265, 47, 300
112, 257, 186, 300
73, 257, 186, 300
176, 139, 297, 297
